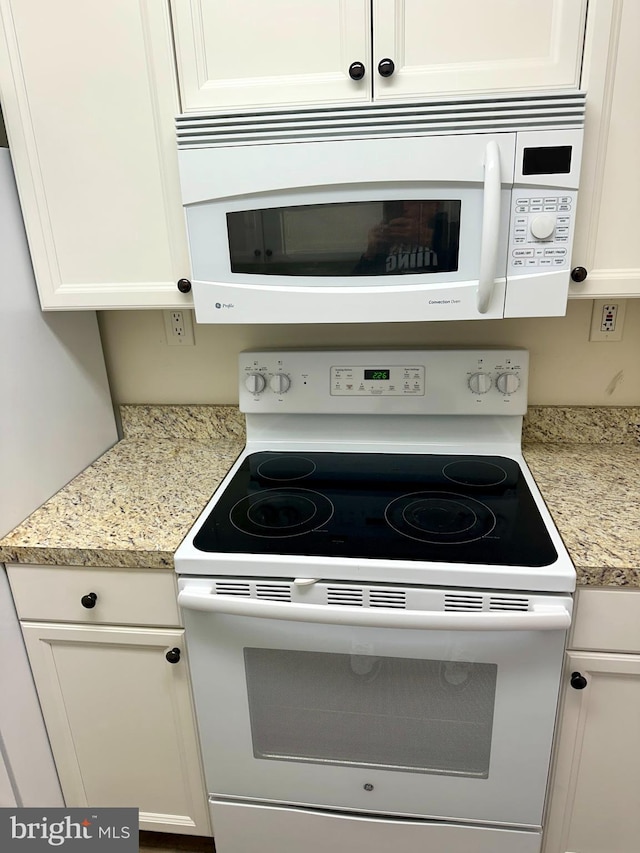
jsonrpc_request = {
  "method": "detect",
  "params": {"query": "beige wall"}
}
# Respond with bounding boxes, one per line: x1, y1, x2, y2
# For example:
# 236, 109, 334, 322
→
99, 299, 640, 406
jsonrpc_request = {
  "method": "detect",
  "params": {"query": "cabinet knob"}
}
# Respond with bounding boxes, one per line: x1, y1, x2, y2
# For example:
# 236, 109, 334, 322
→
377, 58, 395, 78
570, 671, 588, 689
166, 648, 181, 664
177, 278, 192, 293
348, 61, 366, 81
81, 592, 98, 609
570, 267, 588, 283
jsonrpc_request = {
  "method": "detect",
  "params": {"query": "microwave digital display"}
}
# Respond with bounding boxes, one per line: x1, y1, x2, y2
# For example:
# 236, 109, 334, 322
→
522, 146, 572, 175
227, 200, 461, 278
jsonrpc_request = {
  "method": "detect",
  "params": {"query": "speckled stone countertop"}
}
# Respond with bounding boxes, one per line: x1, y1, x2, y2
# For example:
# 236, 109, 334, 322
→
0, 405, 638, 585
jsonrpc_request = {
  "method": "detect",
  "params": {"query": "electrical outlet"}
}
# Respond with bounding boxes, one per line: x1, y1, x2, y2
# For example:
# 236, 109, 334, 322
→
164, 310, 195, 346
589, 300, 626, 342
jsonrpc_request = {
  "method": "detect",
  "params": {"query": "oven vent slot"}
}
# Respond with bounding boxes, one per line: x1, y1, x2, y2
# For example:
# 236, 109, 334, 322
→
489, 596, 530, 612
215, 581, 251, 597
444, 594, 484, 612
256, 584, 292, 602
327, 587, 364, 607
369, 589, 407, 609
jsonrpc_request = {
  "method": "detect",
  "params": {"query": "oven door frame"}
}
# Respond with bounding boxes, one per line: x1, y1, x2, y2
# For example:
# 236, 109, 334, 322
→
179, 579, 570, 829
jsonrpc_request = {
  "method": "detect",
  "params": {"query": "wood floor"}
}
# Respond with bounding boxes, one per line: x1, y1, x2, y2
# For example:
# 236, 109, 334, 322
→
139, 831, 215, 852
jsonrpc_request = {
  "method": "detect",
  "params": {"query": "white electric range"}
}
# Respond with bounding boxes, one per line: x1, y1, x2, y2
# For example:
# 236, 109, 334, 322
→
175, 349, 575, 853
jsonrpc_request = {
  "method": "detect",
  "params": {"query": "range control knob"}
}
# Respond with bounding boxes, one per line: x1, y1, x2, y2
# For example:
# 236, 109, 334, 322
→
245, 372, 266, 394
468, 372, 492, 394
530, 214, 556, 241
496, 373, 521, 395
269, 373, 291, 394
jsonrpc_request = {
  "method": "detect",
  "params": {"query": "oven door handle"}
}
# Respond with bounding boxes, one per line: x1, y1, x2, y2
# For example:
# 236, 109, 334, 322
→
178, 589, 571, 631
477, 139, 501, 314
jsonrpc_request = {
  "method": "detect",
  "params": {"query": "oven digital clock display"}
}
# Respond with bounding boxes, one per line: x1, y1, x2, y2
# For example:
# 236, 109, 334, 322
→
330, 364, 424, 396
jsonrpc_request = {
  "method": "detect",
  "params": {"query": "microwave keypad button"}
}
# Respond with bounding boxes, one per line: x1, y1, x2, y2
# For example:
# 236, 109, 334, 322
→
544, 197, 557, 204
516, 198, 529, 205
557, 217, 570, 226
514, 237, 526, 244
544, 248, 567, 257
515, 205, 528, 213
530, 197, 544, 205
514, 216, 527, 226
513, 249, 534, 257
544, 204, 557, 212
556, 236, 569, 242
540, 259, 553, 266
559, 196, 572, 204
513, 259, 525, 267
514, 226, 527, 236
534, 249, 545, 256
558, 203, 571, 211
553, 257, 565, 265
526, 259, 538, 266
529, 204, 543, 212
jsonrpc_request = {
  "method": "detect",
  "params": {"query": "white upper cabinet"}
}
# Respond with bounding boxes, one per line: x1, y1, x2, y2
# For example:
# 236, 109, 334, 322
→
372, 0, 587, 103
0, 0, 192, 310
171, 0, 372, 111
172, 0, 588, 114
569, 0, 640, 299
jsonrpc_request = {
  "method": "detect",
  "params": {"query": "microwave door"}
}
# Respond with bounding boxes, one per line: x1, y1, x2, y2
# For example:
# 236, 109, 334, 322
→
182, 133, 518, 323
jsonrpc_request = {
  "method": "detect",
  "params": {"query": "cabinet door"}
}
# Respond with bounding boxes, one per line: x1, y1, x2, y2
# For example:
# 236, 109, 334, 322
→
171, 0, 371, 112
0, 0, 190, 309
543, 651, 640, 853
20, 622, 211, 837
570, 0, 640, 298
373, 0, 587, 102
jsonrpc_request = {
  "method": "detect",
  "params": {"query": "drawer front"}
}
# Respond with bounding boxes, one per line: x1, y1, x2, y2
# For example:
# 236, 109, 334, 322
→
7, 565, 180, 627
571, 588, 640, 653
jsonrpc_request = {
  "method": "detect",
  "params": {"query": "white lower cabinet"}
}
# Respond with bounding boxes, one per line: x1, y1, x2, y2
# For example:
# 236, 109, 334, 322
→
7, 566, 211, 837
543, 589, 640, 853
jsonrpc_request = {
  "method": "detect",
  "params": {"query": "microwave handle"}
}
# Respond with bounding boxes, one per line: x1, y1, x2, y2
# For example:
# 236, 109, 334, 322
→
477, 140, 502, 314
178, 588, 570, 631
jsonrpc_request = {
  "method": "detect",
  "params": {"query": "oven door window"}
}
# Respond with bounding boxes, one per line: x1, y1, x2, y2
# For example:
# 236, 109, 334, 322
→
227, 200, 461, 277
244, 648, 496, 778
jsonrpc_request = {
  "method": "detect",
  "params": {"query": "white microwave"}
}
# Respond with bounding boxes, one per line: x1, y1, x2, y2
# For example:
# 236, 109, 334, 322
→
176, 93, 585, 324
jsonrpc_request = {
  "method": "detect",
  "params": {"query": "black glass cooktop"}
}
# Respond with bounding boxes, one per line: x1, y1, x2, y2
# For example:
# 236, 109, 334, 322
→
193, 451, 558, 567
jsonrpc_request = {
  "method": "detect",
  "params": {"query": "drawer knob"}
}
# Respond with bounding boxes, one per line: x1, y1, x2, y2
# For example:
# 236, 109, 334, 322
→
81, 592, 98, 609
177, 278, 192, 293
166, 648, 181, 664
570, 266, 588, 283
570, 671, 588, 689
348, 61, 366, 81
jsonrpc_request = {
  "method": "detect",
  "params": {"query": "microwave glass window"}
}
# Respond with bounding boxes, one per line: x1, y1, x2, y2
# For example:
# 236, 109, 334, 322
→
244, 647, 496, 777
227, 200, 461, 277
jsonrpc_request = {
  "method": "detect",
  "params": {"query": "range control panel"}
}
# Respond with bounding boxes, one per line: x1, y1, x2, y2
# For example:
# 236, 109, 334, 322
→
239, 349, 529, 415
508, 189, 576, 274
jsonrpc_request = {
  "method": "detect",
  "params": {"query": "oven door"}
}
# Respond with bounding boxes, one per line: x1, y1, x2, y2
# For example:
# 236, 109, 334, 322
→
178, 578, 571, 829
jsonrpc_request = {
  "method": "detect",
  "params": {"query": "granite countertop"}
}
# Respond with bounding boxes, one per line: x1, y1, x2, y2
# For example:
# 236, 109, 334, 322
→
0, 405, 638, 586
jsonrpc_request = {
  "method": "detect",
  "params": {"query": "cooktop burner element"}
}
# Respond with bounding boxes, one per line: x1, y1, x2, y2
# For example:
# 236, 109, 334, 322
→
193, 450, 557, 567
443, 459, 508, 487
385, 491, 496, 544
256, 455, 317, 481
230, 488, 334, 538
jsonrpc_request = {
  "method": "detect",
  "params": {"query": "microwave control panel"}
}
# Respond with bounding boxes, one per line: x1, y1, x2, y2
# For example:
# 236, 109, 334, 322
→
508, 189, 576, 274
